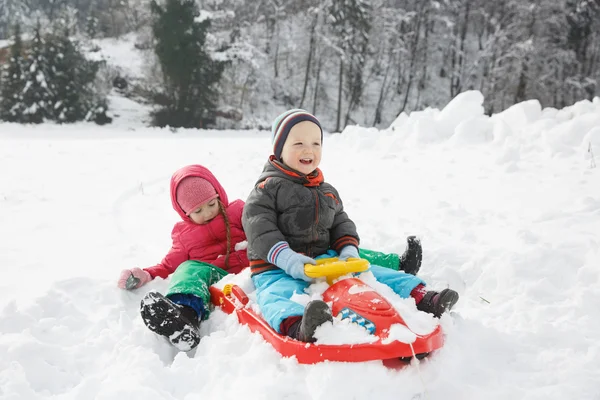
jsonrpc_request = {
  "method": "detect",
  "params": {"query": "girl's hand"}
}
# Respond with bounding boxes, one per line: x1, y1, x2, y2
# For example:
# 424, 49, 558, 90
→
117, 268, 152, 290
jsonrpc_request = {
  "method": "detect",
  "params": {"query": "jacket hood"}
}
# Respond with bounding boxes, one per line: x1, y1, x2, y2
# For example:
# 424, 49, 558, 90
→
170, 165, 229, 221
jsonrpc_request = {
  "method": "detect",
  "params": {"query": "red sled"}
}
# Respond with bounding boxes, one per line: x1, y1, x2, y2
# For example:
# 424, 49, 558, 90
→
209, 259, 444, 364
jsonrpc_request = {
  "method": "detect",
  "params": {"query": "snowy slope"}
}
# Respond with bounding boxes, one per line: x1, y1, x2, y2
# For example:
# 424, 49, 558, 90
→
0, 92, 599, 400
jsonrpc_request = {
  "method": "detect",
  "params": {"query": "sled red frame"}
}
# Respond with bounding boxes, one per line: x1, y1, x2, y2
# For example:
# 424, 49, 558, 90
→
209, 282, 444, 364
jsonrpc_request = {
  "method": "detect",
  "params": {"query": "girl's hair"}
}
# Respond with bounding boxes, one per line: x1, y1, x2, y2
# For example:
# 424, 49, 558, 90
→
218, 200, 231, 269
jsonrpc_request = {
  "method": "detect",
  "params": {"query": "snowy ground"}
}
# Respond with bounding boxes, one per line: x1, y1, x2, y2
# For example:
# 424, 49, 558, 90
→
0, 92, 599, 399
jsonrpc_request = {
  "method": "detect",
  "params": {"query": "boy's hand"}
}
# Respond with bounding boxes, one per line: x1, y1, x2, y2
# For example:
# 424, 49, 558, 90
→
338, 245, 359, 261
117, 268, 152, 290
268, 241, 315, 282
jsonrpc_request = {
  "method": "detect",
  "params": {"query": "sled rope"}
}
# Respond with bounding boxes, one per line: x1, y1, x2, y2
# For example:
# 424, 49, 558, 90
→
409, 342, 429, 400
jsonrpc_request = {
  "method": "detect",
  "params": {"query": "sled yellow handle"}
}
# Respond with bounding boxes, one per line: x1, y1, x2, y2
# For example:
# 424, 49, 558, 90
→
304, 257, 369, 284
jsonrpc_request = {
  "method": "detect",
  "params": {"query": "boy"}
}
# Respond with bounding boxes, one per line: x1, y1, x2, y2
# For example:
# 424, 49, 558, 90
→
242, 109, 459, 342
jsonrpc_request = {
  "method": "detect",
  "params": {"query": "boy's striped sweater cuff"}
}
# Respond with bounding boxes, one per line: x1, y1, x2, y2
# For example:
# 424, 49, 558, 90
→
331, 236, 359, 253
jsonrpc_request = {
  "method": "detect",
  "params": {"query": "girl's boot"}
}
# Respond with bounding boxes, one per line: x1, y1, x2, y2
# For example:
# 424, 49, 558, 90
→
140, 291, 201, 351
399, 236, 422, 275
416, 288, 459, 318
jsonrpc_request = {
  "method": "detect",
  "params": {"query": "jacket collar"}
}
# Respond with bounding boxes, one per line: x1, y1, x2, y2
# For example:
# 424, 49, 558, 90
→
258, 155, 324, 187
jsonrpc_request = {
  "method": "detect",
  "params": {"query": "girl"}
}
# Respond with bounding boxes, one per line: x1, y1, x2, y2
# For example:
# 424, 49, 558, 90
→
117, 164, 247, 351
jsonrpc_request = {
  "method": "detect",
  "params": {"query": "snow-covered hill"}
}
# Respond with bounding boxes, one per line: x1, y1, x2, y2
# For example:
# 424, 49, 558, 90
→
0, 93, 599, 399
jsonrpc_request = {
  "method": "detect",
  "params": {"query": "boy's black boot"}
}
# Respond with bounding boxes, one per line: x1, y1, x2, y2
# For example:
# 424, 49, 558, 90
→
288, 300, 333, 343
399, 236, 422, 275
140, 291, 201, 351
416, 289, 459, 318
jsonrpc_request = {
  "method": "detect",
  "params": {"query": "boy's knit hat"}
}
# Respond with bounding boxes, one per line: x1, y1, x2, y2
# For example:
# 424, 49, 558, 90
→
176, 176, 218, 215
272, 109, 322, 160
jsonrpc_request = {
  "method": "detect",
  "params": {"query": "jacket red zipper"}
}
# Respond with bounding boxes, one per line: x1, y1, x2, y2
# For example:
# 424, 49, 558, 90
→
313, 189, 319, 244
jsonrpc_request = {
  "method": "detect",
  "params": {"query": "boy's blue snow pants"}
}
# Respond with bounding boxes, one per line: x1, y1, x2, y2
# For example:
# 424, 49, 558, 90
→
251, 259, 425, 333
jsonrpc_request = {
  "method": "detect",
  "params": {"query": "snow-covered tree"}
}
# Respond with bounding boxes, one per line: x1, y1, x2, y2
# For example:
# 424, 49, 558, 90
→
0, 23, 26, 122
21, 22, 53, 124
150, 0, 226, 128
46, 25, 104, 123
0, 0, 30, 39
3, 0, 599, 129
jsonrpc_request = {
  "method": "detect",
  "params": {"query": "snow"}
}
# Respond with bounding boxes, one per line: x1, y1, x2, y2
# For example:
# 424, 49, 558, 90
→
436, 90, 486, 139
1, 92, 600, 399
106, 91, 153, 128
88, 33, 148, 78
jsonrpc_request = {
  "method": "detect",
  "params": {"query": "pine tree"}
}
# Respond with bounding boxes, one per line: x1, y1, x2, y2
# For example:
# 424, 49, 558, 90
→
46, 26, 102, 123
21, 22, 53, 124
0, 23, 26, 122
150, 0, 225, 128
46, 30, 79, 122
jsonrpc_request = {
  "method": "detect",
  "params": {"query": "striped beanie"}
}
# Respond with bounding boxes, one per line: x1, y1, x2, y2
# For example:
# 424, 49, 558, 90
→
271, 109, 322, 160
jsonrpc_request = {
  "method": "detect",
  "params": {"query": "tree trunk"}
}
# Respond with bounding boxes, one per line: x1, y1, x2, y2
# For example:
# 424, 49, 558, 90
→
300, 15, 318, 109
397, 3, 424, 115
449, 8, 458, 97
335, 57, 344, 132
344, 55, 356, 127
453, 0, 472, 97
274, 21, 280, 78
373, 51, 393, 126
416, 8, 431, 110
312, 55, 322, 115
240, 72, 253, 108
514, 1, 538, 104
514, 66, 528, 104
265, 14, 275, 54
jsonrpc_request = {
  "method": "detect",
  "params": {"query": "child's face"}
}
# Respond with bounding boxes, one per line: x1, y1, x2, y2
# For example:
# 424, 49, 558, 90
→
188, 198, 220, 224
280, 121, 322, 175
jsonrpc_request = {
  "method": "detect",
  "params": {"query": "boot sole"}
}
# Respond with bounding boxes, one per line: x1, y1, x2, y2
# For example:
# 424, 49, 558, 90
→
400, 236, 422, 275
399, 352, 430, 363
140, 291, 201, 351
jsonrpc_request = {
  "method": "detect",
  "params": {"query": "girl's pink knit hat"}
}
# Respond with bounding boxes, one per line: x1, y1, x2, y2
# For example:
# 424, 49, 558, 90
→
176, 176, 219, 215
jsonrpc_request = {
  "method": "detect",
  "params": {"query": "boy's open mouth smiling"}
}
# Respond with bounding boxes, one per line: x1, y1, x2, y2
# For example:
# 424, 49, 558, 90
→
300, 157, 313, 164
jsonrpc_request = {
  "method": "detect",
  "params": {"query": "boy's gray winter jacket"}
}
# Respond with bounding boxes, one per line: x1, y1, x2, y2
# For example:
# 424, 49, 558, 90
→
242, 156, 359, 275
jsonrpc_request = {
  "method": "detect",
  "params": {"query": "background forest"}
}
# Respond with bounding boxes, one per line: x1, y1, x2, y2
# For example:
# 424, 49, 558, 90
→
0, 0, 598, 130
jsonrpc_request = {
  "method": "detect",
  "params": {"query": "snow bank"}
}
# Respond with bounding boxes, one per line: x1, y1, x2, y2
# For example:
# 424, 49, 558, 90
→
385, 90, 600, 162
